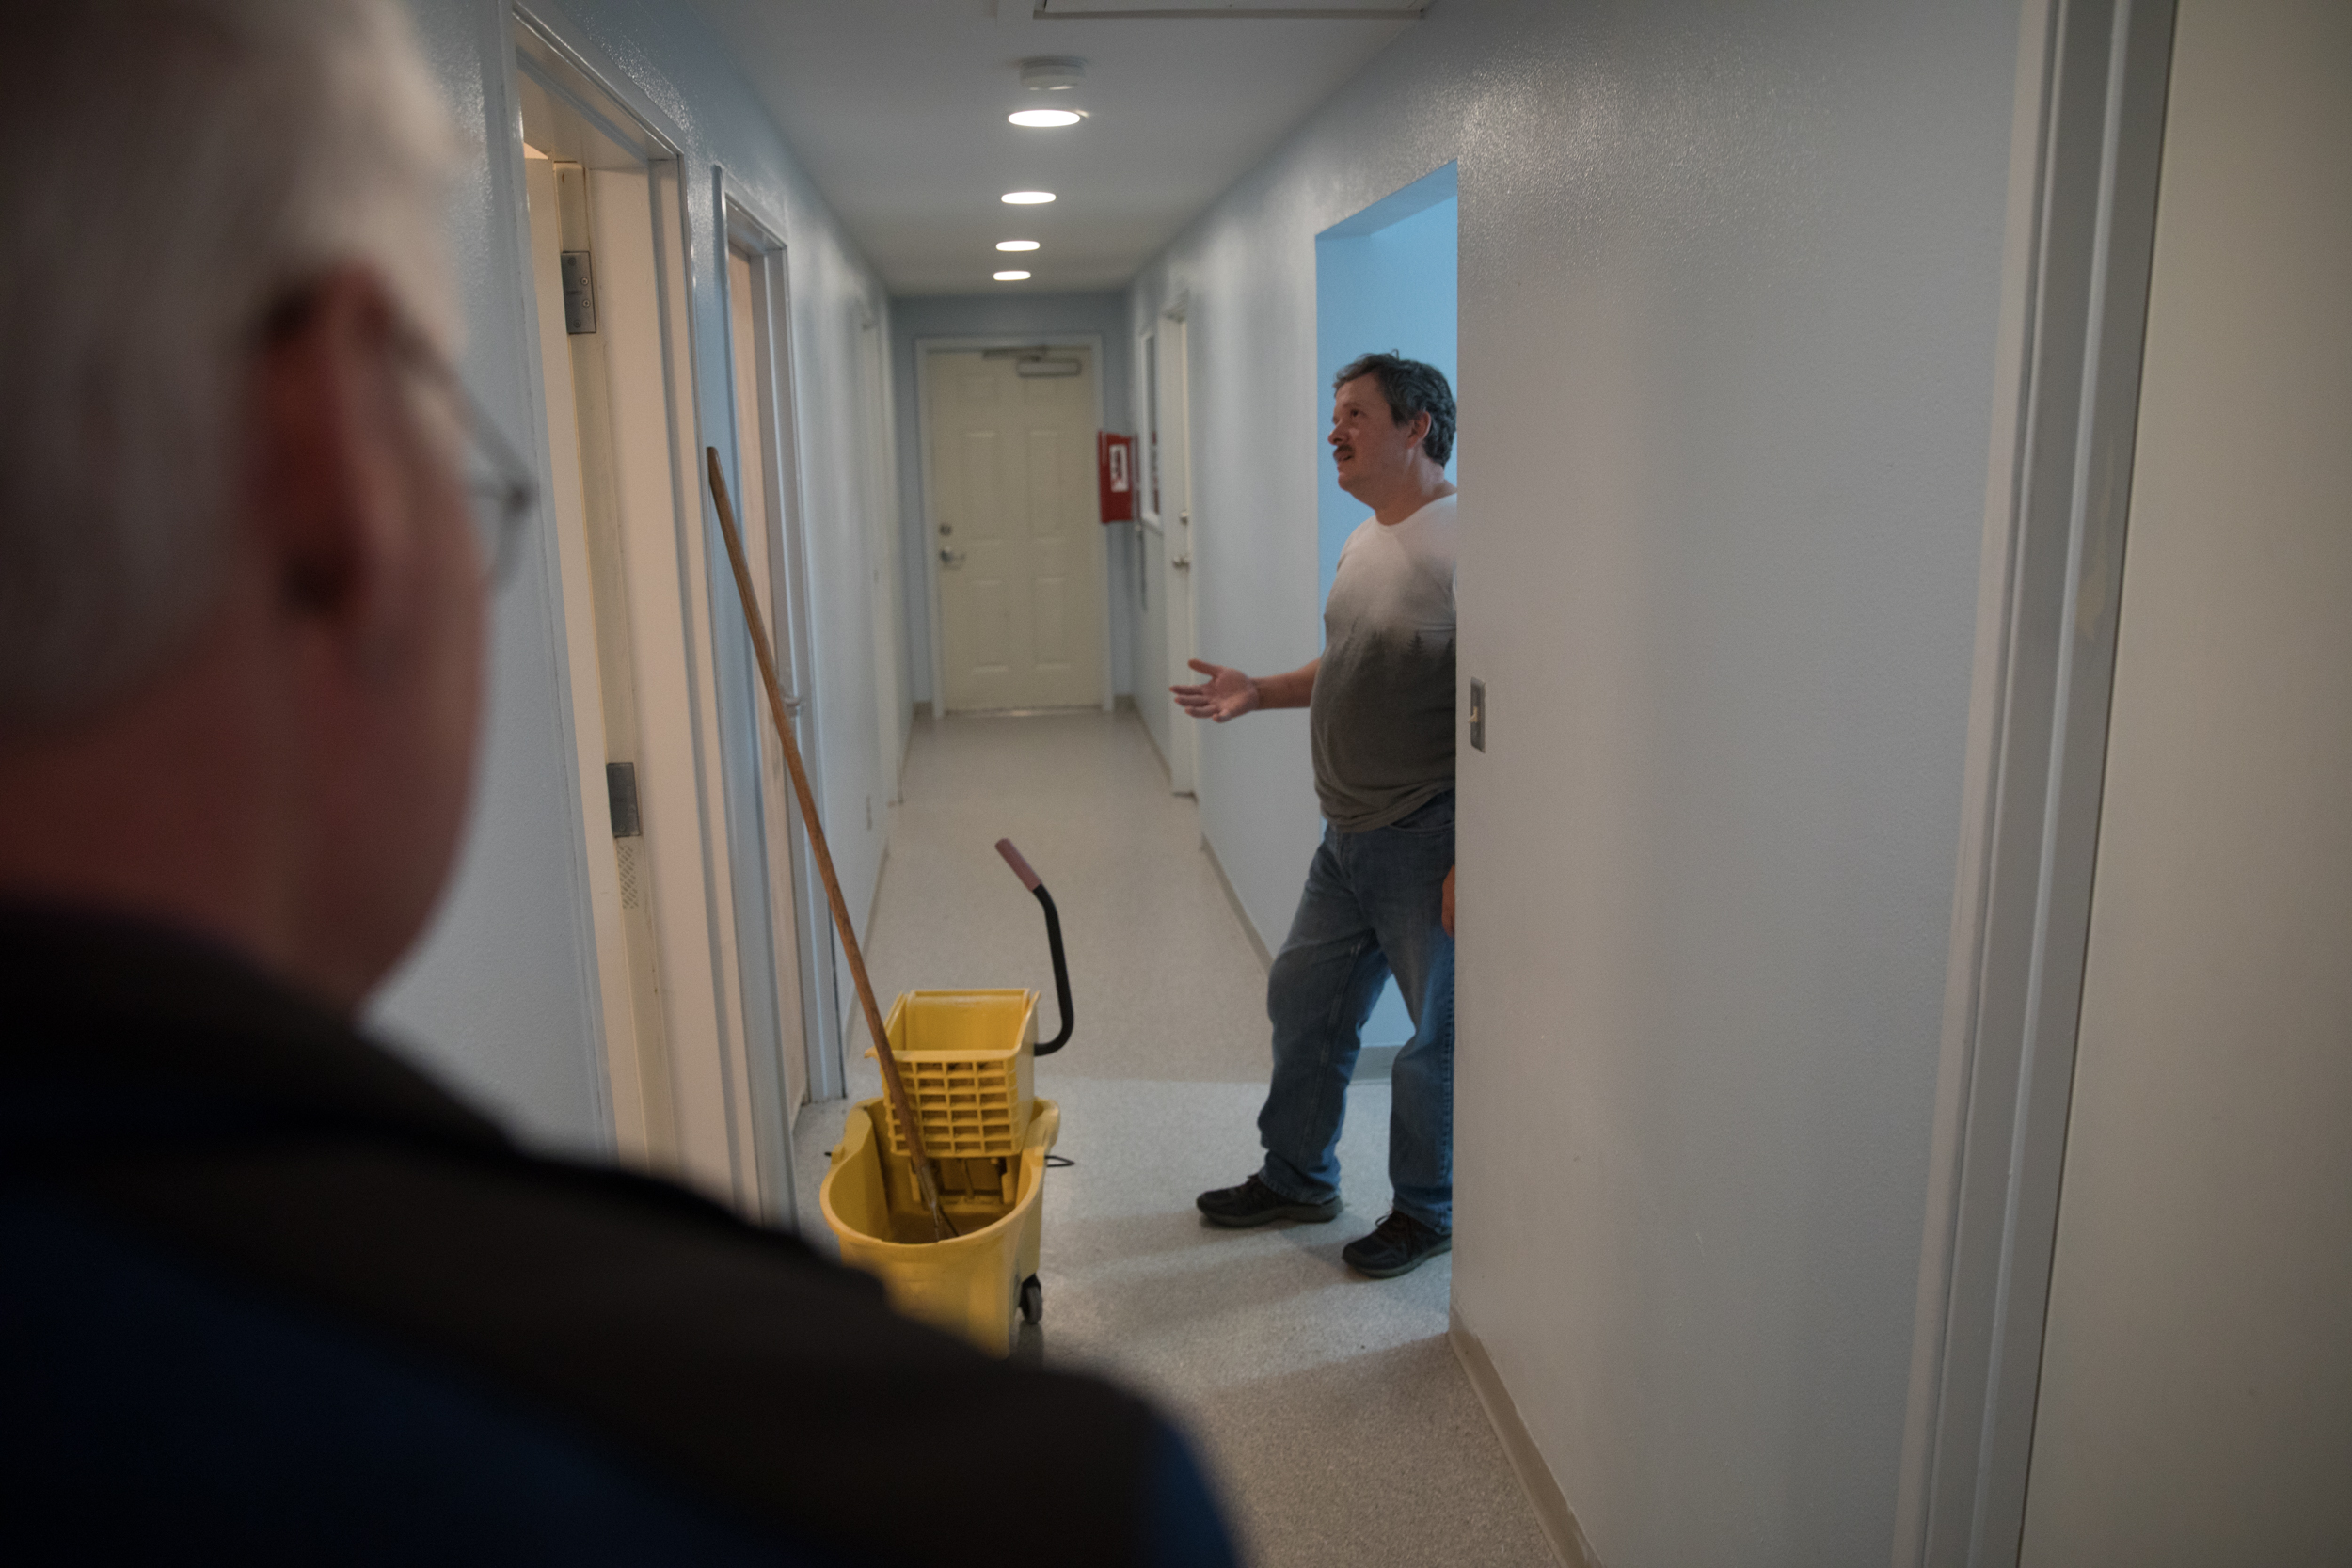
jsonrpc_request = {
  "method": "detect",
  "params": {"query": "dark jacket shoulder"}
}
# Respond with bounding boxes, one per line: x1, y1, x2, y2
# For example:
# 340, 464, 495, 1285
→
0, 908, 1226, 1568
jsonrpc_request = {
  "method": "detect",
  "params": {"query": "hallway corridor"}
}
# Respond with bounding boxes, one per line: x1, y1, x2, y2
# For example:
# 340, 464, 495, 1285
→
792, 710, 1552, 1568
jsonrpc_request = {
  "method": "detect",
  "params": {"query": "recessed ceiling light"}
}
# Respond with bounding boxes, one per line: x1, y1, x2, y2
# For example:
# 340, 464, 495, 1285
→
1009, 108, 1083, 129
996, 240, 1041, 252
1001, 190, 1056, 205
993, 270, 1032, 282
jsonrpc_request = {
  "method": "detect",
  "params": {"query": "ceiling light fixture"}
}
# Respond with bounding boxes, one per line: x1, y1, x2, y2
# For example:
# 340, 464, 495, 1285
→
1009, 108, 1083, 129
1001, 190, 1056, 205
996, 240, 1041, 252
993, 270, 1032, 282
1019, 57, 1086, 92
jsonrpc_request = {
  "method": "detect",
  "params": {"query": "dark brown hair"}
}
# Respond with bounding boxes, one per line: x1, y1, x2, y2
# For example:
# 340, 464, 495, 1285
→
1334, 351, 1454, 466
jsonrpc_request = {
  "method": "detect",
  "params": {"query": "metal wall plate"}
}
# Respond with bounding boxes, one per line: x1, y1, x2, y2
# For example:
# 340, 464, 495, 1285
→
604, 760, 641, 838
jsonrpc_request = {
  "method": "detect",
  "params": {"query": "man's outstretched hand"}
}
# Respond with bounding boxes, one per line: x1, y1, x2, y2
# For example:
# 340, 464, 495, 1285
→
1171, 659, 1260, 722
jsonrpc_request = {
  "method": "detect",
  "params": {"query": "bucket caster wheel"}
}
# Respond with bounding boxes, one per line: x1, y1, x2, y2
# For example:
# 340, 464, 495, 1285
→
1019, 1275, 1044, 1326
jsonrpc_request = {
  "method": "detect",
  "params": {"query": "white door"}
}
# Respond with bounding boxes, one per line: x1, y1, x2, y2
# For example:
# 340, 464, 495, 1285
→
524, 151, 678, 1174
927, 348, 1105, 711
518, 56, 759, 1215
2019, 5, 2352, 1561
1157, 313, 1200, 794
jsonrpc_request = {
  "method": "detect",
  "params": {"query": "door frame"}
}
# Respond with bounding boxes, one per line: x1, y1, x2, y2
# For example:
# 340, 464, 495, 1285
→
912, 332, 1115, 717
1894, 3, 2178, 1563
716, 178, 840, 1202
508, 6, 766, 1212
859, 311, 910, 803
1154, 302, 1200, 796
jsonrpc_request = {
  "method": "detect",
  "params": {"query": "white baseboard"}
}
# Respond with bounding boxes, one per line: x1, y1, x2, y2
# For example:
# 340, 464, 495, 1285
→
1450, 1303, 1601, 1568
1198, 832, 1274, 972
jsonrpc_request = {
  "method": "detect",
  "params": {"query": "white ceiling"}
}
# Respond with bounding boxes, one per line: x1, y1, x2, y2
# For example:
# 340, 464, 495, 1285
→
684, 0, 1420, 295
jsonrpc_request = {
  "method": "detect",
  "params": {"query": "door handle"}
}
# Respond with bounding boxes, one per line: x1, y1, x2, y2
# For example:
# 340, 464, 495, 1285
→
939, 548, 965, 565
1170, 555, 1191, 569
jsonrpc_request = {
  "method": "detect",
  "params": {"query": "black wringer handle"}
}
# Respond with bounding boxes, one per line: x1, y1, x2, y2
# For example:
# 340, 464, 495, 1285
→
994, 838, 1073, 1056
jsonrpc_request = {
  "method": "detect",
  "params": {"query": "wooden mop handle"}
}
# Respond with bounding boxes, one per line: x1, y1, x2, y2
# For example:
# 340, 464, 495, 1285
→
703, 448, 952, 1240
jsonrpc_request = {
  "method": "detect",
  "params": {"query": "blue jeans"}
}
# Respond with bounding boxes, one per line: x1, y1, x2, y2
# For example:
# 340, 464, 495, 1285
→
1255, 791, 1454, 1232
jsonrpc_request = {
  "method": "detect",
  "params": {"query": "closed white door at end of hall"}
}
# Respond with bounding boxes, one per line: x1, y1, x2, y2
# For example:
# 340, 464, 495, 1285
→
929, 349, 1104, 711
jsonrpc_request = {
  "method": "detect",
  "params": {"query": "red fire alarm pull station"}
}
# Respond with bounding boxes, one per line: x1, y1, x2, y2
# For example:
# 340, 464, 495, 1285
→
1097, 431, 1137, 523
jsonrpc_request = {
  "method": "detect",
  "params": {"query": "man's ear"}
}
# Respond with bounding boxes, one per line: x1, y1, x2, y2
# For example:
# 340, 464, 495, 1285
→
248, 267, 415, 629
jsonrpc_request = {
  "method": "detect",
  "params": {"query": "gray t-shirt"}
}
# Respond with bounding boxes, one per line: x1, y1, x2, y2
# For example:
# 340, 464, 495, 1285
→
1310, 494, 1457, 832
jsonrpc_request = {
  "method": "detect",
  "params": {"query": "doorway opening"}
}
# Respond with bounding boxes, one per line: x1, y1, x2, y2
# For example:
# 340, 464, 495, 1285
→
917, 339, 1113, 714
720, 198, 845, 1144
514, 20, 777, 1217
1313, 162, 1459, 1063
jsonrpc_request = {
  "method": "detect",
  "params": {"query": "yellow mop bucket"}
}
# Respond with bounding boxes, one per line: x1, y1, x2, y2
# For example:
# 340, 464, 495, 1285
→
818, 839, 1076, 1357
820, 1093, 1060, 1357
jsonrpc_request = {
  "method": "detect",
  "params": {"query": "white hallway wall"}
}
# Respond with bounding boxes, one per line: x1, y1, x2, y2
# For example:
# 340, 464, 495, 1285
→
370, 0, 898, 1151
887, 291, 1136, 708
2019, 2, 2352, 1558
1126, 0, 2025, 1561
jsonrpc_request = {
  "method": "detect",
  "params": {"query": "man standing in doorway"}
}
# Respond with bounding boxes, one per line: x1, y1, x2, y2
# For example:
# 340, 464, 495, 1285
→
1175, 353, 1458, 1279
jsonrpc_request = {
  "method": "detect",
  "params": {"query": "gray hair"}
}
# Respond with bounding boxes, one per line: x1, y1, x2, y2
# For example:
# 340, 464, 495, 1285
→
1333, 351, 1455, 467
0, 0, 459, 730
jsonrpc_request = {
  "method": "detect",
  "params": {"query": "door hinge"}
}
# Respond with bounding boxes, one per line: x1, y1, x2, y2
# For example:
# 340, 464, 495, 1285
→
561, 250, 597, 334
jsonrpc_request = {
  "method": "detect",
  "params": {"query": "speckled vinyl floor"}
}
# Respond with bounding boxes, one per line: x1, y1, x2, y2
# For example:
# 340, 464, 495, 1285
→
790, 709, 1555, 1568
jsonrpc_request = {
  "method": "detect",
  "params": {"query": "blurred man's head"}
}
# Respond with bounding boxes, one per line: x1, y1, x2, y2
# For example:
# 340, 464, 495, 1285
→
0, 0, 486, 1007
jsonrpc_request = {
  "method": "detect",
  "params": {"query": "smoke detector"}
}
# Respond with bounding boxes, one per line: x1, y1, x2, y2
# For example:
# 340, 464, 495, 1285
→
1019, 57, 1086, 91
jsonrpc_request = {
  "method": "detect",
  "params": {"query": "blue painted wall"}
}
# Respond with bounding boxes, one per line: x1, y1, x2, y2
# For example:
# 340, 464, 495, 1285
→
1315, 172, 1459, 607
1312, 168, 1458, 1049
